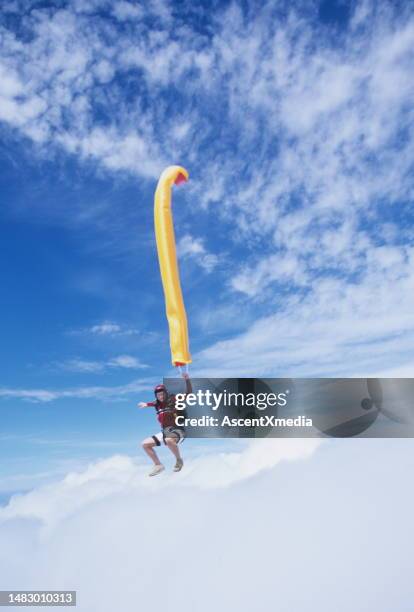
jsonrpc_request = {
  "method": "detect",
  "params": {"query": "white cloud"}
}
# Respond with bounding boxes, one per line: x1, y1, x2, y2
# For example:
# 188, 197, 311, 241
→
0, 378, 153, 403
58, 355, 148, 373
0, 440, 320, 525
194, 247, 414, 377
0, 439, 412, 611
0, 7, 167, 175
0, 1, 412, 209
112, 2, 143, 22
0, 63, 23, 97
232, 254, 308, 297
0, 1, 413, 377
93, 59, 115, 84
178, 234, 219, 272
90, 323, 121, 335
60, 359, 105, 373
0, 388, 58, 402
78, 322, 141, 337
108, 355, 148, 369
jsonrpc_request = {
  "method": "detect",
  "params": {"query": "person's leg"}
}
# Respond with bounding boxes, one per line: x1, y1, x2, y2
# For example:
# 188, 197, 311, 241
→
142, 435, 165, 476
142, 436, 162, 465
165, 435, 184, 471
165, 436, 181, 460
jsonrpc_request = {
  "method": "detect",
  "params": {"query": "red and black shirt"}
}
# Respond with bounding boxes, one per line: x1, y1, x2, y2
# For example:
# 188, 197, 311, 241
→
146, 378, 192, 428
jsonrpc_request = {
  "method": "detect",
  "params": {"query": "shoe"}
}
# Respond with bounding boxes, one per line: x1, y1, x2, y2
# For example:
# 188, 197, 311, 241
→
173, 458, 184, 472
149, 464, 165, 477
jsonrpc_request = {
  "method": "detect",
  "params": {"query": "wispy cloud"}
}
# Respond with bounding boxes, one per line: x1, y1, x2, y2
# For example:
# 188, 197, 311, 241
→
232, 254, 307, 298
178, 234, 219, 272
69, 322, 141, 337
111, 1, 144, 22
90, 323, 123, 336
1, 1, 414, 376
108, 355, 147, 369
58, 355, 148, 373
0, 388, 58, 403
195, 248, 414, 377
0, 378, 153, 403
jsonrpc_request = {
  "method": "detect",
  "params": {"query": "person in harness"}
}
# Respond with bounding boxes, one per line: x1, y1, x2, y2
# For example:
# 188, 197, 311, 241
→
138, 372, 192, 476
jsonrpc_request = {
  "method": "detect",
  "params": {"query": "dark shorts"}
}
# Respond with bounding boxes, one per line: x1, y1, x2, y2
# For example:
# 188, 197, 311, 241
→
152, 427, 186, 446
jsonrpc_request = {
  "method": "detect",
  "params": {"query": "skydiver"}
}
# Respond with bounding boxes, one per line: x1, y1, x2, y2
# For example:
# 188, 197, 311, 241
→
138, 371, 192, 476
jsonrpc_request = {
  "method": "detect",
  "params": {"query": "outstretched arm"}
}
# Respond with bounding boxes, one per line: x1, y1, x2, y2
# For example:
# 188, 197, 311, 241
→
137, 401, 156, 409
182, 372, 192, 396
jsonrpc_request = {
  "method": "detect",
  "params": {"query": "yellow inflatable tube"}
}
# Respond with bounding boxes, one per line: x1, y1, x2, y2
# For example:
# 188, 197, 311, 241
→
154, 165, 191, 366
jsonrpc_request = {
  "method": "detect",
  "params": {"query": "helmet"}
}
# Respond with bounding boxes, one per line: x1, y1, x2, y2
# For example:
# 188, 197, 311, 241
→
154, 384, 167, 396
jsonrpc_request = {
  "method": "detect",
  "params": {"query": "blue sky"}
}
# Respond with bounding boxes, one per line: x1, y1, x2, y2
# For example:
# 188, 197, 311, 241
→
1, 0, 414, 494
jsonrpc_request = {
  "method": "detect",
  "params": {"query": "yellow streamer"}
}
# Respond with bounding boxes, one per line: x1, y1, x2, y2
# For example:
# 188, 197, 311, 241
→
154, 165, 191, 366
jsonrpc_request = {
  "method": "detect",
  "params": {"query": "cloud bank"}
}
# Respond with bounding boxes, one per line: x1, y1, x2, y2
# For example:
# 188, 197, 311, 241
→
1, 439, 413, 612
